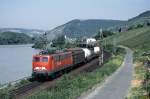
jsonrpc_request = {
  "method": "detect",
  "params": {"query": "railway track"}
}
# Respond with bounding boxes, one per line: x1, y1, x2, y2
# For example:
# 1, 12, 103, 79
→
10, 51, 111, 99
10, 81, 42, 97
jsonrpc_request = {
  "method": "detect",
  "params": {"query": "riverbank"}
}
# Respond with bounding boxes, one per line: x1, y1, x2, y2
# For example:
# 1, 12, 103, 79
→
0, 44, 33, 48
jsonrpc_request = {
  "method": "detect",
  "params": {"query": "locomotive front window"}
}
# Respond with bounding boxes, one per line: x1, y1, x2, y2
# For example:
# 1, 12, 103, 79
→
42, 57, 48, 62
33, 57, 40, 62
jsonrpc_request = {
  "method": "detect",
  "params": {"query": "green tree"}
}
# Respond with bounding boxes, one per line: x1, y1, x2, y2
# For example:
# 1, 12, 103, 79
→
94, 30, 114, 40
52, 34, 65, 48
136, 24, 144, 28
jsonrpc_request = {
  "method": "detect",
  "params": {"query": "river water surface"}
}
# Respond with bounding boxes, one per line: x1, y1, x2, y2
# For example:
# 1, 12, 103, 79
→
0, 45, 39, 84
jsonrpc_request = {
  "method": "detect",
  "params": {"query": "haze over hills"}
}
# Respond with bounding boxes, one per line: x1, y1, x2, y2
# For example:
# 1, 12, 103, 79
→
129, 10, 150, 21
0, 10, 150, 41
128, 10, 150, 25
0, 31, 33, 45
0, 28, 45, 37
46, 19, 126, 40
46, 10, 150, 40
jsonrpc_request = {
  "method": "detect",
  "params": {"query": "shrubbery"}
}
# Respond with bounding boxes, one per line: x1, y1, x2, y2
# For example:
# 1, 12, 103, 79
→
94, 30, 114, 40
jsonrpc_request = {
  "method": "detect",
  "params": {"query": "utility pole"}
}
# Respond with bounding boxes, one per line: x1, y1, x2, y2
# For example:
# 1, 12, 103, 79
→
99, 28, 104, 65
43, 32, 48, 50
113, 35, 117, 54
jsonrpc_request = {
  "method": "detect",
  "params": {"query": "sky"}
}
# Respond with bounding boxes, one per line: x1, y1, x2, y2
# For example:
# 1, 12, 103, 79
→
0, 0, 150, 30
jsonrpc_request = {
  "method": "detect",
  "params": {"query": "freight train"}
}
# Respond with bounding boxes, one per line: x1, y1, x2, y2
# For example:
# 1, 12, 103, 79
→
32, 43, 101, 79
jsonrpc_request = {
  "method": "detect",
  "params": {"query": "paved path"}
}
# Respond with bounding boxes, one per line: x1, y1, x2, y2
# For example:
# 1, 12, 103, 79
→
80, 47, 133, 99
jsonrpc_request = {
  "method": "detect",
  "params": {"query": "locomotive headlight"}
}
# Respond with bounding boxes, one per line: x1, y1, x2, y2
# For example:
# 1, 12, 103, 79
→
34, 67, 40, 70
41, 67, 46, 70
34, 66, 47, 70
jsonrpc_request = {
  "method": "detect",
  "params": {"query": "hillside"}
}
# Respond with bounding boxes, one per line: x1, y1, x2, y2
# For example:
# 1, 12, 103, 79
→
0, 28, 45, 37
129, 10, 150, 21
46, 19, 126, 40
0, 32, 33, 45
46, 10, 150, 40
128, 10, 150, 26
104, 26, 150, 51
119, 28, 150, 50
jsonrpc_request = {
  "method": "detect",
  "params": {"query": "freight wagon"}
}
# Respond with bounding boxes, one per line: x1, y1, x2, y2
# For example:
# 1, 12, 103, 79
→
32, 46, 100, 79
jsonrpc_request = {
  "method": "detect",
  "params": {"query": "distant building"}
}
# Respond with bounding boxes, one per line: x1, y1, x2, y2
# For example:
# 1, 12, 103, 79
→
64, 35, 76, 43
119, 26, 128, 32
86, 38, 96, 44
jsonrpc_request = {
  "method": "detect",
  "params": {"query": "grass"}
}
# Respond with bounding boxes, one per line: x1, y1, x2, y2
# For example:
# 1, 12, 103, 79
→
104, 26, 150, 48
0, 88, 11, 99
0, 79, 30, 99
107, 26, 150, 98
27, 54, 124, 99
126, 62, 147, 99
126, 52, 150, 99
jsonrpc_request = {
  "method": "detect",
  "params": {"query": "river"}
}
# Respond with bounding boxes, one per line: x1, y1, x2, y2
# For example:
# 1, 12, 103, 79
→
0, 44, 39, 84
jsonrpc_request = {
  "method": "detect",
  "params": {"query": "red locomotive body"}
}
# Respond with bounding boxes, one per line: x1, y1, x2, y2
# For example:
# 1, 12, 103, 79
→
32, 52, 73, 78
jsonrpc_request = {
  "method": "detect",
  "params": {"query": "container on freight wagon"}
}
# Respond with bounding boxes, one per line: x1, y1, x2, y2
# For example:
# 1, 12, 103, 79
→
86, 38, 96, 44
81, 48, 92, 59
94, 46, 100, 54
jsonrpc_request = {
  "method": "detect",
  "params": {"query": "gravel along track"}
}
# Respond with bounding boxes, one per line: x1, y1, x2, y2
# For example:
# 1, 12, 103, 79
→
10, 81, 42, 96
80, 47, 133, 99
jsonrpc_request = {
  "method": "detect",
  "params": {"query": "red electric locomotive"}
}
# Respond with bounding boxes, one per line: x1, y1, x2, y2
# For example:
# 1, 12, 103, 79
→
32, 51, 73, 78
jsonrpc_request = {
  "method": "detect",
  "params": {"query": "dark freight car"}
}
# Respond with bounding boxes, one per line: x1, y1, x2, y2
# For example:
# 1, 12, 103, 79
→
67, 48, 85, 65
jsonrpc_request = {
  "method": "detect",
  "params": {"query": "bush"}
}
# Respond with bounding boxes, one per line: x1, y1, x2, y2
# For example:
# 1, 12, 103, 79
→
94, 30, 114, 40
0, 89, 11, 99
136, 24, 144, 28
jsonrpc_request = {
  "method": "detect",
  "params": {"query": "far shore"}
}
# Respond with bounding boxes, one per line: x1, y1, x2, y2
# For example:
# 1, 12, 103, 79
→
0, 44, 34, 48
